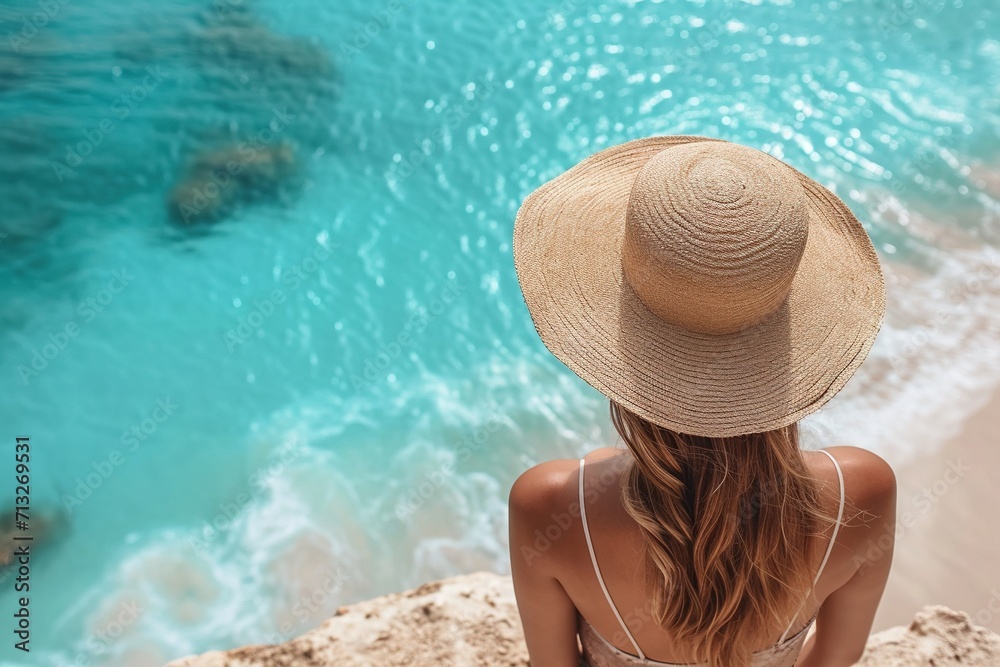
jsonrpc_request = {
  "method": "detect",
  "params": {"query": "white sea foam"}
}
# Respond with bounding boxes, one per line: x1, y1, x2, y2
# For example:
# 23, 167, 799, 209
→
804, 205, 1000, 465
41, 359, 606, 666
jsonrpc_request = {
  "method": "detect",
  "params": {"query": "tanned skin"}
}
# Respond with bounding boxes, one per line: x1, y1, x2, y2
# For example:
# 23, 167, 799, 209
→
509, 445, 896, 667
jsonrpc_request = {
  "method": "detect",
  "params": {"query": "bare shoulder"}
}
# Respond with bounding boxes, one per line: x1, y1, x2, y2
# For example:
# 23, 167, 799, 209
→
508, 458, 580, 518
508, 448, 624, 513
819, 446, 897, 520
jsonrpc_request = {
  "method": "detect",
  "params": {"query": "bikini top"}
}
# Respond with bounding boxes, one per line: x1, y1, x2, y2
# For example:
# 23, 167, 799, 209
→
578, 449, 846, 667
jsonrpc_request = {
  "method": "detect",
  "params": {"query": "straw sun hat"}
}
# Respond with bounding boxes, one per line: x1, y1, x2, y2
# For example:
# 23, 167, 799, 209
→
513, 136, 886, 437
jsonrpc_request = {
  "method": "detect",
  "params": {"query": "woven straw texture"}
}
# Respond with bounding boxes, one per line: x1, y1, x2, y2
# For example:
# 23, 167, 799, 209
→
513, 136, 885, 437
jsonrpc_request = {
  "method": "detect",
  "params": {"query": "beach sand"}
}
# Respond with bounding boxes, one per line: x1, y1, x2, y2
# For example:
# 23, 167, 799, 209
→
874, 386, 1000, 633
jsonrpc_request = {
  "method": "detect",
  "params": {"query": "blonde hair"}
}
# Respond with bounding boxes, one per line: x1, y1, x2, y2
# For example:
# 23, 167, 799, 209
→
610, 401, 838, 667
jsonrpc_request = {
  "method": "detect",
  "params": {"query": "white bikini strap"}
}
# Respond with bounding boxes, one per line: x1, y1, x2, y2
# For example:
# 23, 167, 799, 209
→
777, 449, 846, 643
579, 458, 647, 660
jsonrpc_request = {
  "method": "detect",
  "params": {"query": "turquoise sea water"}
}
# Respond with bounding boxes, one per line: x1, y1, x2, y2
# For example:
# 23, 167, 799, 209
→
1, 0, 998, 664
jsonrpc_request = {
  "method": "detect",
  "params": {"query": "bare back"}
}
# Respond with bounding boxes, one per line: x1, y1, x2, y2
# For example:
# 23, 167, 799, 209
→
508, 444, 896, 666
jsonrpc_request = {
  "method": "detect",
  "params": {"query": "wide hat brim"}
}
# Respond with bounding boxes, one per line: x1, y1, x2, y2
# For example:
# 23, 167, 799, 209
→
513, 136, 886, 438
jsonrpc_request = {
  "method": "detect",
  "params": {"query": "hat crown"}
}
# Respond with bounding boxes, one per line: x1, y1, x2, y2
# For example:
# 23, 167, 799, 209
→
623, 142, 810, 334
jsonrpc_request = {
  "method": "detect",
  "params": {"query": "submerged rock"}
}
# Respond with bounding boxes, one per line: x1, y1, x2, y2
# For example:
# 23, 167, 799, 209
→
158, 2, 337, 94
0, 506, 69, 568
168, 142, 297, 225
115, 1, 333, 76
193, 21, 333, 80
0, 51, 32, 94
0, 208, 61, 248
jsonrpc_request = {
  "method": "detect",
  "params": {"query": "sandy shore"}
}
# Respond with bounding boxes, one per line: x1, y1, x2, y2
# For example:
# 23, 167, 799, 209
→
166, 572, 1000, 666
874, 386, 1000, 633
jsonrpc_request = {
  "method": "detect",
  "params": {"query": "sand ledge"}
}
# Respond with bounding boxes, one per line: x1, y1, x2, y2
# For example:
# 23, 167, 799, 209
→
166, 572, 1000, 666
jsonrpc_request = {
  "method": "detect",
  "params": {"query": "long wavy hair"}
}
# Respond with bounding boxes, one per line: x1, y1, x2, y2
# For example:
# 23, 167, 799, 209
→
610, 400, 839, 667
